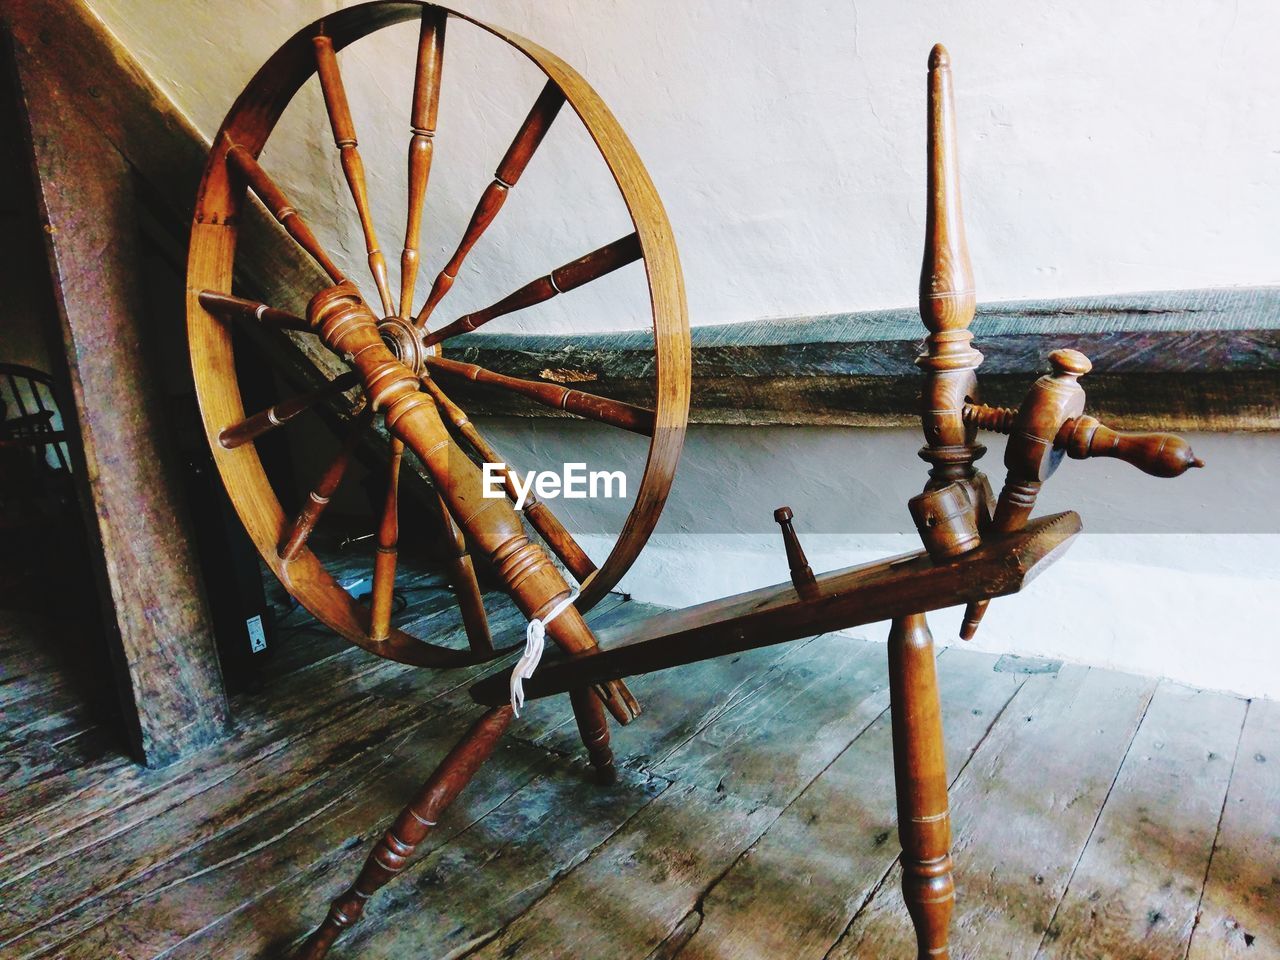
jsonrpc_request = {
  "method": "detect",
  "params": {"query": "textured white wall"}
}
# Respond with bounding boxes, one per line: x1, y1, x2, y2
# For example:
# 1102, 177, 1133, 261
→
83, 0, 1280, 695
88, 0, 1280, 330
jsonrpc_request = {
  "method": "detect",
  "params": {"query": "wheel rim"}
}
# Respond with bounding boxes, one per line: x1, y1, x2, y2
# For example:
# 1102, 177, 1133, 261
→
187, 1, 689, 666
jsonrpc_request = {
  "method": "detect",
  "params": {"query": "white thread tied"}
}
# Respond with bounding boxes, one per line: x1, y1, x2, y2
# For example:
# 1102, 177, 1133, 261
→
510, 589, 579, 716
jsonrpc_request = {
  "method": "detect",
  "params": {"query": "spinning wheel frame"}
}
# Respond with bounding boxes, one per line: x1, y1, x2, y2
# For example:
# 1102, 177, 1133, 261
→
187, 2, 690, 667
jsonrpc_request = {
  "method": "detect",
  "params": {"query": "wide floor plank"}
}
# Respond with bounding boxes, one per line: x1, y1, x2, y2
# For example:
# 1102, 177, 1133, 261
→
1186, 695, 1280, 959
1034, 681, 1247, 959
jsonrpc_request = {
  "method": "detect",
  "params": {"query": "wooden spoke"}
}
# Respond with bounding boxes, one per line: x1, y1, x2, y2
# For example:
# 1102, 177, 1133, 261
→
279, 406, 374, 561
414, 80, 566, 327
313, 34, 395, 316
425, 355, 654, 436
399, 8, 446, 319
424, 233, 641, 346
369, 437, 404, 641
226, 142, 347, 285
218, 371, 359, 449
420, 375, 597, 583
432, 493, 493, 655
198, 290, 310, 332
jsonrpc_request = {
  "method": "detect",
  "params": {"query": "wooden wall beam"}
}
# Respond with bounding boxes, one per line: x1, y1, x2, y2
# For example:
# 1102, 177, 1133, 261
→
5, 30, 230, 766
447, 286, 1280, 432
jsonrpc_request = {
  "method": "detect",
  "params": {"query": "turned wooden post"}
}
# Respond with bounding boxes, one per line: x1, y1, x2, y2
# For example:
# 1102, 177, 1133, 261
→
888, 613, 954, 959
917, 44, 985, 499
297, 705, 514, 959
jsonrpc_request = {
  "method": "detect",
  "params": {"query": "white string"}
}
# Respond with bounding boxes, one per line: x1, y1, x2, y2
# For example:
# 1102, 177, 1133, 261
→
510, 588, 579, 716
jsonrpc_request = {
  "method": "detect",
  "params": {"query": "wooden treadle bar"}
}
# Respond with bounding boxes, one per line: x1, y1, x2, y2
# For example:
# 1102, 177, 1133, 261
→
470, 511, 1082, 707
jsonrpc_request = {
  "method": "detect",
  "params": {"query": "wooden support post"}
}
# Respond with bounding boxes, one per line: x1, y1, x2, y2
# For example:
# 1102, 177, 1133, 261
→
888, 612, 954, 958
4, 27, 230, 765
298, 705, 514, 960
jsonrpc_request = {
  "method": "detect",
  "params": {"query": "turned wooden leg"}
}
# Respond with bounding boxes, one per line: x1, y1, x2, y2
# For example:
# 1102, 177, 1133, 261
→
887, 613, 954, 959
296, 705, 513, 960
570, 687, 617, 784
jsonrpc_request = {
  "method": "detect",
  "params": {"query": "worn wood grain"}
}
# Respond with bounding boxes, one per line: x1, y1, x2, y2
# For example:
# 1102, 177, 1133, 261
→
448, 286, 1280, 431
1187, 698, 1280, 960
1034, 682, 1247, 959
7, 18, 229, 766
675, 649, 1022, 960
465, 781, 781, 960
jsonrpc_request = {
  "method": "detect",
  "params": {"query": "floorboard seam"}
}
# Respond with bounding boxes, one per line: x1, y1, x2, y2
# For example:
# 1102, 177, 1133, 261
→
452, 772, 677, 960
1180, 696, 1252, 960
1030, 673, 1158, 956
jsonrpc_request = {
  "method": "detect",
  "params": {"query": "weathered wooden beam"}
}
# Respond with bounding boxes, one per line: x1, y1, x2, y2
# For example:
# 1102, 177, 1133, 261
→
446, 286, 1280, 431
5, 28, 230, 766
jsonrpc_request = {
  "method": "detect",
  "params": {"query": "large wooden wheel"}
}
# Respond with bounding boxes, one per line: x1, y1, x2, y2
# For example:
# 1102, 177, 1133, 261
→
187, 2, 690, 669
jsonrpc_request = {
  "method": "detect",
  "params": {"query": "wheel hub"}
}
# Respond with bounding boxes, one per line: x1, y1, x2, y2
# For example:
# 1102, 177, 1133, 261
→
377, 315, 427, 376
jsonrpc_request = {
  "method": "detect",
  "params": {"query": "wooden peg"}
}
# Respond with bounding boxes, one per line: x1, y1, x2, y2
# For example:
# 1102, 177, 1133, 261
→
773, 506, 817, 593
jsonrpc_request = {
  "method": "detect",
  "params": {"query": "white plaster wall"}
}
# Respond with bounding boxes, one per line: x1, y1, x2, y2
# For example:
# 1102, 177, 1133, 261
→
81, 0, 1280, 695
87, 0, 1280, 328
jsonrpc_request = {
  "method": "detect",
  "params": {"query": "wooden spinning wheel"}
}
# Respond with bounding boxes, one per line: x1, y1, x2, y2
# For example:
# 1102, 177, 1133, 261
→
187, 2, 690, 670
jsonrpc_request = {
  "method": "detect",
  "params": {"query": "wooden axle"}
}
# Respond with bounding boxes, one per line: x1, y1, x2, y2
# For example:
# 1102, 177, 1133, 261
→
307, 282, 640, 725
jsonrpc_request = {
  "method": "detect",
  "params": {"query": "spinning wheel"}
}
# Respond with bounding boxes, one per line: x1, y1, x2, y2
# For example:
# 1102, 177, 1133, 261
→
187, 2, 690, 669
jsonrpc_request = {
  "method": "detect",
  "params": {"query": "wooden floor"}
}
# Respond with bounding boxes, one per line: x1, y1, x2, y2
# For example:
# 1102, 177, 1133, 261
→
1, 565, 1276, 960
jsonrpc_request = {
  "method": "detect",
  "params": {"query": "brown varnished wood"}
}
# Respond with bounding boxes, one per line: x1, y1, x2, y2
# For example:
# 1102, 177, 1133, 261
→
188, 2, 689, 661
424, 233, 642, 346
570, 686, 617, 785
313, 32, 395, 316
197, 290, 313, 332
916, 44, 984, 499
414, 80, 566, 327
420, 375, 597, 583
431, 492, 494, 655
1056, 414, 1205, 477
425, 354, 655, 436
217, 371, 359, 449
469, 512, 1082, 706
296, 705, 515, 960
225, 143, 347, 285
369, 438, 404, 641
888, 613, 954, 959
278, 406, 375, 561
306, 283, 639, 723
772, 506, 816, 594
399, 7, 446, 319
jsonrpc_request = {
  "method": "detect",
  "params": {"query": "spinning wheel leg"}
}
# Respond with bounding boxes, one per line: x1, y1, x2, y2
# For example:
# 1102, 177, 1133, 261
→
888, 613, 954, 959
570, 687, 617, 784
296, 705, 514, 960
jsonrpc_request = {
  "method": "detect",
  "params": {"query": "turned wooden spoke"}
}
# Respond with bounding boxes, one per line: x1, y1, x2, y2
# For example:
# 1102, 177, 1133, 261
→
414, 80, 566, 326
425, 232, 641, 346
218, 371, 360, 449
369, 438, 404, 641
425, 355, 654, 436
432, 492, 493, 655
314, 33, 395, 316
279, 407, 374, 560
226, 142, 347, 285
198, 291, 311, 332
420, 375, 597, 583
399, 8, 446, 319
